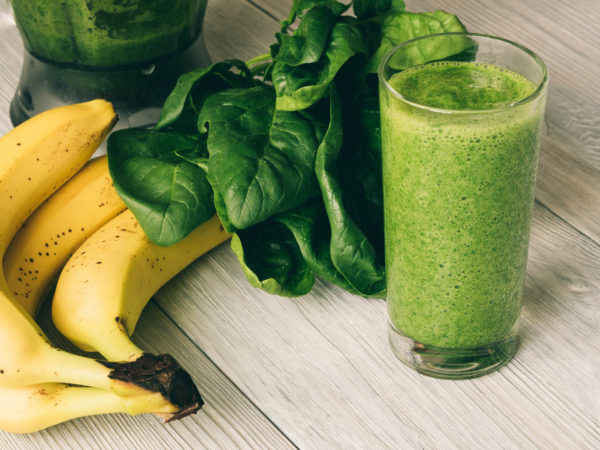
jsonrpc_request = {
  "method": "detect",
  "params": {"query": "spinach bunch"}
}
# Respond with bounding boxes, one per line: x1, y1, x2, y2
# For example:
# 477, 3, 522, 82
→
107, 1, 469, 297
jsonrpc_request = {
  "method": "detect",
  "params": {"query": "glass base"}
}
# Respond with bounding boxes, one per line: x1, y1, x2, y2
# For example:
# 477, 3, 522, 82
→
388, 322, 519, 379
10, 33, 211, 130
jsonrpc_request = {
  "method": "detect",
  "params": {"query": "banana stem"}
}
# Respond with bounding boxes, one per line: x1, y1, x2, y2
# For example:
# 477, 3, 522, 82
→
246, 53, 272, 77
0, 385, 123, 434
52, 387, 176, 417
122, 391, 179, 416
40, 347, 148, 396
95, 331, 145, 363
41, 348, 114, 391
246, 52, 271, 68
0, 384, 176, 434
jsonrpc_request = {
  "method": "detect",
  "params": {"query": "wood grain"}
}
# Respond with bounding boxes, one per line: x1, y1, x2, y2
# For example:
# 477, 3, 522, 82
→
204, 0, 280, 62
0, 0, 21, 134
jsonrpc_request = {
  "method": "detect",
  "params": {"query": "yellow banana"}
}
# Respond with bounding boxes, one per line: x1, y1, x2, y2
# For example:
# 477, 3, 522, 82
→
0, 100, 115, 248
53, 210, 230, 362
4, 155, 126, 317
0, 101, 201, 422
0, 383, 177, 434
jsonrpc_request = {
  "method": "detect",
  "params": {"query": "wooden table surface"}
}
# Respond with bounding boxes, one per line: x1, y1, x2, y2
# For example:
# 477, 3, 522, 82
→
1, 0, 599, 448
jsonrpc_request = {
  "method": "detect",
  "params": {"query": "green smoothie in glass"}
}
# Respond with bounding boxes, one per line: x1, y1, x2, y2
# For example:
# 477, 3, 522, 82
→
379, 34, 547, 378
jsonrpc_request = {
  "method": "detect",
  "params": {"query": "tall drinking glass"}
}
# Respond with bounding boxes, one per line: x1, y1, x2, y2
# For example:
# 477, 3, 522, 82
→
379, 33, 547, 379
8, 0, 210, 128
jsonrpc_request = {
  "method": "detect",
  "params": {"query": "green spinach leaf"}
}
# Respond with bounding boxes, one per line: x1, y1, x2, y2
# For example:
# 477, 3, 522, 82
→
274, 199, 358, 293
231, 221, 314, 296
315, 86, 386, 296
107, 129, 215, 246
338, 82, 385, 260
364, 10, 468, 73
353, 0, 405, 19
225, 84, 385, 297
198, 85, 327, 231
155, 60, 253, 132
272, 17, 367, 111
280, 0, 348, 32
233, 198, 361, 296
275, 6, 337, 67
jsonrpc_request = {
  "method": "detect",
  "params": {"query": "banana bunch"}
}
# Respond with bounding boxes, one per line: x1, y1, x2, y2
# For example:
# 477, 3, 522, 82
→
0, 101, 216, 433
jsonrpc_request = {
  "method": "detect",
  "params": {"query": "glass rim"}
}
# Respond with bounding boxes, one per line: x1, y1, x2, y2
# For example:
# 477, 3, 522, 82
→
378, 32, 548, 115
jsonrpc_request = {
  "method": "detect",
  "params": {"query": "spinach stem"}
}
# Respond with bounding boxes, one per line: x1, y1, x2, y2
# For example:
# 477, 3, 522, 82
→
246, 53, 271, 68
250, 62, 271, 76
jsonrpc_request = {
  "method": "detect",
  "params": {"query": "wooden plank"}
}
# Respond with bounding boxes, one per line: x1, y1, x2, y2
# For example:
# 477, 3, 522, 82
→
154, 201, 600, 448
247, 0, 292, 22
204, 0, 280, 63
0, 298, 294, 449
536, 134, 600, 243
